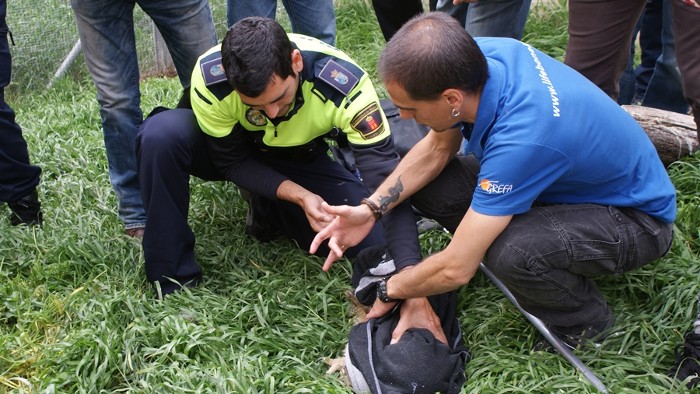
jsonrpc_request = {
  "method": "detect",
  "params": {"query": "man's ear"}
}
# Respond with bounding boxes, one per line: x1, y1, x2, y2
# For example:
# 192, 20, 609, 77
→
443, 88, 463, 108
291, 49, 304, 73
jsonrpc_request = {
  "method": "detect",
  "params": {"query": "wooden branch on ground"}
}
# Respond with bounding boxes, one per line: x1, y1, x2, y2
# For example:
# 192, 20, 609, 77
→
622, 105, 698, 167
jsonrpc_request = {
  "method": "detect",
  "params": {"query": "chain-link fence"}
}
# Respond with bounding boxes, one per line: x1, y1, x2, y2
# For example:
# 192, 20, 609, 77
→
5, 0, 233, 95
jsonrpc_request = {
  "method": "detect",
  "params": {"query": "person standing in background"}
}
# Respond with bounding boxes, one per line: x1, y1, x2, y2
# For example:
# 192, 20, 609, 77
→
434, 0, 531, 40
0, 0, 43, 227
70, 0, 218, 238
565, 0, 698, 135
227, 0, 336, 45
371, 0, 426, 41
618, 0, 688, 114
370, 0, 530, 43
668, 0, 700, 134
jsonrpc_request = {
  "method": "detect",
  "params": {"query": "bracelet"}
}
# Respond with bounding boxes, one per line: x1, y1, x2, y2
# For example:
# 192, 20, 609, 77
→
377, 276, 399, 303
361, 198, 383, 221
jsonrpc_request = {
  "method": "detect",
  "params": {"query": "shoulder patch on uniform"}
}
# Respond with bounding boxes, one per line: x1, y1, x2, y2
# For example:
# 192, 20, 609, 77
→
351, 102, 385, 140
200, 53, 227, 86
318, 59, 360, 97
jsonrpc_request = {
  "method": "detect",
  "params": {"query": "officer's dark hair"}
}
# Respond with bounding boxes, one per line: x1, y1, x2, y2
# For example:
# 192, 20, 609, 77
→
377, 12, 488, 101
221, 17, 295, 97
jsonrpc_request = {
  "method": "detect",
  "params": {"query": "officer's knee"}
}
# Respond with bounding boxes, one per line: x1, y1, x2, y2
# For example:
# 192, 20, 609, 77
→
136, 108, 198, 157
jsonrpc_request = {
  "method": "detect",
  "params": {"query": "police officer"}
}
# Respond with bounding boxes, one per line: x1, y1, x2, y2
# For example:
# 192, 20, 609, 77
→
0, 0, 42, 226
135, 17, 422, 295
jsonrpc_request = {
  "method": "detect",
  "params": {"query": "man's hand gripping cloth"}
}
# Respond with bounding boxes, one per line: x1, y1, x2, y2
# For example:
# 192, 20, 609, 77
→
345, 245, 471, 394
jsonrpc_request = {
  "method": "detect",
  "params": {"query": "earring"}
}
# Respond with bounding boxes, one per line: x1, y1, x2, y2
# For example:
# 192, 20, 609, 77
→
451, 107, 461, 118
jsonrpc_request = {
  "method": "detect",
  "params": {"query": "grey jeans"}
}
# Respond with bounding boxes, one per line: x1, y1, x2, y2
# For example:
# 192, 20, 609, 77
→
412, 155, 674, 333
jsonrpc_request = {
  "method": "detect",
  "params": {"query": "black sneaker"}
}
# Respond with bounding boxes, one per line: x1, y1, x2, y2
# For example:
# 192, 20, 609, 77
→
240, 189, 282, 242
533, 320, 611, 353
668, 331, 700, 388
416, 217, 444, 234
8, 189, 43, 226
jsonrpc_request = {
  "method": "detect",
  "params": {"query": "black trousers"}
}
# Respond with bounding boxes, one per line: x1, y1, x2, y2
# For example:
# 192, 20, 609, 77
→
135, 108, 385, 294
0, 0, 41, 203
371, 0, 427, 41
412, 154, 673, 333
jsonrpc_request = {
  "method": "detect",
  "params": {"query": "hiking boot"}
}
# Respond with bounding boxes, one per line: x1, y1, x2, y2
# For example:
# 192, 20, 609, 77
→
240, 189, 282, 242
125, 227, 145, 238
668, 331, 700, 388
8, 189, 42, 226
416, 217, 444, 234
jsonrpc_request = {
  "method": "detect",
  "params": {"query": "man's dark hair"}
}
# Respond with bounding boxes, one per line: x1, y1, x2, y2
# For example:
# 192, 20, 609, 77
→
377, 12, 488, 101
221, 17, 295, 97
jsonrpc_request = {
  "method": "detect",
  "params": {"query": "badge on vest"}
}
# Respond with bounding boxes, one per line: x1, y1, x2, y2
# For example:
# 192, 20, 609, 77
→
201, 56, 227, 86
246, 108, 268, 126
318, 59, 360, 97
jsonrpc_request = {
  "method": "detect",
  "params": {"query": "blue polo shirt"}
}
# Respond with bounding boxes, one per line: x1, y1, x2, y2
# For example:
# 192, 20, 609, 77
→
464, 38, 676, 223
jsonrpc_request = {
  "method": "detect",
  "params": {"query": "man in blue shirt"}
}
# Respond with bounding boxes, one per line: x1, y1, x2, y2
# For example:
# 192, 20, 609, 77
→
311, 12, 676, 349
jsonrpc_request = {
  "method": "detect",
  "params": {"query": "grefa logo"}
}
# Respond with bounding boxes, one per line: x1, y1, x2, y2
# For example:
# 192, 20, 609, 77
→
480, 178, 513, 194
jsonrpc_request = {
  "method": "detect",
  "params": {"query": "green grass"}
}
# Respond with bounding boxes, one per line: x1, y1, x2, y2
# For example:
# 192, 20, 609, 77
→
521, 0, 569, 61
3, 0, 700, 392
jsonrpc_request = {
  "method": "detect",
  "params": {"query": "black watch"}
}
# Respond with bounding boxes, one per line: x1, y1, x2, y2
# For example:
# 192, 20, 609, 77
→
376, 276, 399, 303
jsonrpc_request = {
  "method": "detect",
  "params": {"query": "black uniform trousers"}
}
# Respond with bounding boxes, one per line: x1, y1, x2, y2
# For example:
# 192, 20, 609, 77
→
136, 108, 385, 294
0, 0, 41, 203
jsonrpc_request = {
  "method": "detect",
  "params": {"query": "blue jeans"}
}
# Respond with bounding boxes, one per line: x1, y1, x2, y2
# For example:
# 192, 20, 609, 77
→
435, 0, 532, 39
633, 0, 663, 100
412, 155, 674, 333
616, 0, 687, 112
641, 0, 688, 113
70, 0, 217, 230
226, 0, 336, 45
617, 16, 643, 105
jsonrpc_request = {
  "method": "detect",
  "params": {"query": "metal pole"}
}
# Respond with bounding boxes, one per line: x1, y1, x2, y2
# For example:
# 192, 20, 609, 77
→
152, 21, 175, 76
47, 39, 82, 89
479, 262, 609, 393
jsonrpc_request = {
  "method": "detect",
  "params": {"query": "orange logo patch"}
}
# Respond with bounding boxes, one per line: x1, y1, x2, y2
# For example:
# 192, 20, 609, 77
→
480, 179, 491, 191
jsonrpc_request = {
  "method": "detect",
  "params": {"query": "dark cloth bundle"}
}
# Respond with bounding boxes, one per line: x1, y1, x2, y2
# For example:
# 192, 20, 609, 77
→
346, 246, 471, 393
379, 99, 430, 157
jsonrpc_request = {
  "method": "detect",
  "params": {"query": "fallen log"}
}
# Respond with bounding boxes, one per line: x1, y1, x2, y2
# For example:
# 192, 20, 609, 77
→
622, 105, 698, 167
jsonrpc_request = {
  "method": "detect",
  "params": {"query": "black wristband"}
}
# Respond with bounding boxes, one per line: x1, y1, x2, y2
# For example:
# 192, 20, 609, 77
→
377, 276, 398, 303
361, 198, 383, 221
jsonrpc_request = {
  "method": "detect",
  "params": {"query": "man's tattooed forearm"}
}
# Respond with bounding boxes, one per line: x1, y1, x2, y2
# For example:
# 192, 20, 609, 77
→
378, 176, 403, 212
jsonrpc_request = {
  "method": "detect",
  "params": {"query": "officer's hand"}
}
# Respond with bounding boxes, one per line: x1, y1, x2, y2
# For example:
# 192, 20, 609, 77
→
310, 202, 376, 271
301, 194, 333, 232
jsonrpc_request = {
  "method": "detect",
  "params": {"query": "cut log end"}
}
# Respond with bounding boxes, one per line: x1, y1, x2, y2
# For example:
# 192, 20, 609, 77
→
622, 105, 698, 167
